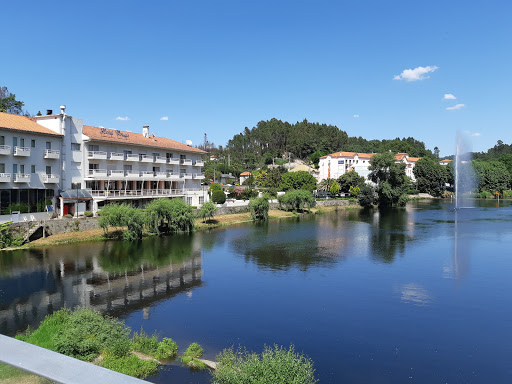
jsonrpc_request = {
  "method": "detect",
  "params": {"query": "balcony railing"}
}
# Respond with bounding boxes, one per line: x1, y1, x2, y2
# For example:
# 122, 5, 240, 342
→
193, 173, 205, 179
13, 173, 31, 183
194, 160, 204, 167
88, 169, 108, 177
44, 149, 60, 159
90, 189, 186, 198
140, 171, 155, 178
140, 155, 153, 163
155, 172, 168, 178
180, 159, 192, 166
180, 173, 193, 179
43, 174, 60, 183
108, 170, 125, 177
125, 154, 139, 161
109, 152, 124, 161
87, 151, 107, 159
0, 173, 11, 182
167, 158, 180, 165
14, 147, 31, 156
168, 172, 180, 180
0, 145, 11, 155
125, 170, 140, 177
154, 156, 167, 164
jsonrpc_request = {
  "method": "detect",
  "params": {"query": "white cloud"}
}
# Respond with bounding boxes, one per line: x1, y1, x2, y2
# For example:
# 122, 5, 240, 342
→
115, 116, 130, 121
446, 103, 465, 111
393, 65, 439, 82
444, 93, 456, 100
353, 114, 359, 118
471, 132, 481, 137
160, 116, 169, 121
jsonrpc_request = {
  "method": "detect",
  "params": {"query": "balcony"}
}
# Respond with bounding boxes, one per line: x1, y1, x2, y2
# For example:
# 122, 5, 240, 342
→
87, 151, 107, 160
154, 156, 167, 164
194, 160, 205, 167
0, 145, 11, 155
88, 169, 108, 178
155, 172, 168, 179
193, 173, 205, 180
0, 173, 11, 182
109, 152, 124, 161
125, 154, 139, 162
180, 159, 192, 166
44, 149, 60, 159
168, 172, 180, 180
108, 170, 125, 178
43, 174, 60, 183
140, 155, 153, 163
180, 173, 193, 179
14, 147, 31, 156
125, 170, 140, 178
140, 171, 155, 178
13, 173, 31, 183
167, 158, 180, 165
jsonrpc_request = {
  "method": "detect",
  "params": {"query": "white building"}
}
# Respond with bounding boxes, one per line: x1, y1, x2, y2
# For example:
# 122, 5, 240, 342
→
394, 153, 420, 182
318, 151, 376, 182
0, 107, 207, 218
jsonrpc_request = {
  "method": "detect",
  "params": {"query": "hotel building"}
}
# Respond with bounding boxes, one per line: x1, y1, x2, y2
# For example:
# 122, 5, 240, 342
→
0, 107, 207, 218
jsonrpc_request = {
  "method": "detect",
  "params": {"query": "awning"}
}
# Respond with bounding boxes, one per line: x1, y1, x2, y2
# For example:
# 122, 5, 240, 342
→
59, 189, 93, 201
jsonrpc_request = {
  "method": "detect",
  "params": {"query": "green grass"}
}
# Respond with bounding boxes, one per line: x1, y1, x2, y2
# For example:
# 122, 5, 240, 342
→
180, 342, 206, 370
0, 363, 52, 383
101, 354, 159, 378
131, 330, 178, 359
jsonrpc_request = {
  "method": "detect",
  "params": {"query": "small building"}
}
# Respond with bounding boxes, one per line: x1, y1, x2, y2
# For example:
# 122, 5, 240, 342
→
239, 171, 254, 185
439, 159, 452, 166
394, 153, 420, 182
318, 151, 376, 182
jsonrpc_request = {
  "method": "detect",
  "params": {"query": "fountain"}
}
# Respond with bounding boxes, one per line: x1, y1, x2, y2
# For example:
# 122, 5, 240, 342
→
454, 131, 475, 209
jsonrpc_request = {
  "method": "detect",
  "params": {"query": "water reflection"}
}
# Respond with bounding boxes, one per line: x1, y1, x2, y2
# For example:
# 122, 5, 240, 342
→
397, 283, 433, 306
0, 235, 203, 336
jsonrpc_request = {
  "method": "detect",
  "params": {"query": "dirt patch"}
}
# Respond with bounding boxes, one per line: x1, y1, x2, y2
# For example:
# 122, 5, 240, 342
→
29, 228, 106, 246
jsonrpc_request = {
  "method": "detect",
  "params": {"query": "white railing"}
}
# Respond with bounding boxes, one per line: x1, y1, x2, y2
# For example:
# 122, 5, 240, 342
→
154, 156, 167, 163
14, 147, 31, 156
0, 145, 11, 155
13, 173, 31, 182
167, 158, 180, 165
87, 151, 107, 159
180, 173, 193, 179
194, 160, 204, 167
125, 170, 140, 177
44, 149, 60, 159
140, 155, 152, 163
193, 173, 205, 179
180, 159, 192, 165
155, 172, 168, 178
125, 154, 139, 161
43, 174, 60, 183
90, 189, 185, 198
140, 171, 155, 177
108, 170, 125, 177
88, 169, 108, 177
109, 152, 124, 161
0, 173, 11, 182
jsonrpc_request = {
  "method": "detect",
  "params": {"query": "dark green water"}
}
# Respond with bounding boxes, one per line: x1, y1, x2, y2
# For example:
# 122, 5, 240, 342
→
1, 200, 511, 383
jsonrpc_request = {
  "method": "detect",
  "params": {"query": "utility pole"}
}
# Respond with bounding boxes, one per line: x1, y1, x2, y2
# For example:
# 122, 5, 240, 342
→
228, 154, 230, 166
204, 133, 208, 150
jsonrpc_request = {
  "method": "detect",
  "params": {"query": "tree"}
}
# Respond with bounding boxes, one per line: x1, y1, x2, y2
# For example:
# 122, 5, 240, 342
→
330, 181, 340, 195
212, 190, 226, 204
280, 171, 317, 192
198, 201, 217, 223
0, 86, 26, 115
278, 190, 315, 212
337, 170, 365, 193
255, 168, 284, 188
413, 157, 447, 197
358, 184, 377, 208
249, 197, 270, 221
368, 152, 409, 207
434, 146, 440, 159
473, 160, 511, 193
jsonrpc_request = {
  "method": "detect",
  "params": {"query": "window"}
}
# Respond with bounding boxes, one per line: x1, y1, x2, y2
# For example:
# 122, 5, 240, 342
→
123, 165, 132, 172
199, 196, 204, 204
0, 136, 4, 145
89, 144, 99, 152
186, 197, 193, 205
180, 168, 186, 174
180, 154, 186, 160
31, 165, 36, 174
46, 141, 51, 150
0, 164, 5, 173
166, 153, 173, 159
20, 165, 25, 174
71, 143, 81, 151
89, 163, 99, 170
12, 137, 17, 147
12, 164, 17, 174
20, 138, 25, 147
31, 140, 36, 148
46, 166, 51, 175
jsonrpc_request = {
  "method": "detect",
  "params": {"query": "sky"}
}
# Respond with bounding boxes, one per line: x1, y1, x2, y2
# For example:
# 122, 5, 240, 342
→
1, 0, 511, 157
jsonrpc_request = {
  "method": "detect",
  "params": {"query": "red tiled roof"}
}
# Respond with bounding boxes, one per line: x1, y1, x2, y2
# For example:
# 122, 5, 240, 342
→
83, 125, 206, 154
440, 159, 452, 163
0, 112, 62, 136
320, 151, 376, 159
240, 171, 253, 176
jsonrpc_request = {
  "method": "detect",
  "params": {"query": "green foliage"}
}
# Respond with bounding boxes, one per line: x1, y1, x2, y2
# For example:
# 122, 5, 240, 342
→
0, 222, 24, 249
503, 190, 512, 198
210, 182, 222, 192
278, 190, 315, 212
349, 185, 361, 196
184, 342, 204, 358
473, 160, 511, 193
198, 201, 217, 222
166, 198, 195, 232
101, 353, 159, 379
241, 188, 258, 200
131, 329, 160, 356
249, 197, 270, 221
212, 344, 318, 384
84, 210, 93, 217
358, 184, 377, 208
280, 171, 317, 192
212, 190, 227, 204
317, 178, 335, 192
413, 157, 447, 197
155, 338, 178, 359
0, 86, 26, 115
180, 342, 206, 370
337, 170, 366, 193
242, 175, 255, 186
368, 152, 409, 207
329, 181, 340, 195
1, 202, 30, 214
255, 168, 285, 188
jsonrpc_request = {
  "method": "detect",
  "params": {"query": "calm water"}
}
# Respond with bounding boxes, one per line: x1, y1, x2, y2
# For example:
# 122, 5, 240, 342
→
1, 200, 512, 383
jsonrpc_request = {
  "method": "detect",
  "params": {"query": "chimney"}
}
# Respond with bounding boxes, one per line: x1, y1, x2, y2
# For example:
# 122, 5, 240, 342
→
143, 125, 149, 138
46, 109, 53, 115
60, 105, 66, 114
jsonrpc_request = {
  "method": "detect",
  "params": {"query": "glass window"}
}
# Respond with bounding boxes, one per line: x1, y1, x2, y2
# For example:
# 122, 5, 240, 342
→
31, 139, 36, 148
71, 143, 81, 151
20, 165, 25, 174
89, 144, 99, 152
0, 136, 4, 146
12, 164, 17, 174
186, 197, 193, 205
0, 164, 5, 173
46, 166, 51, 175
180, 168, 186, 174
31, 165, 36, 174
180, 154, 186, 160
199, 196, 204, 204
12, 137, 17, 147
166, 153, 173, 159
20, 138, 25, 147
46, 141, 51, 150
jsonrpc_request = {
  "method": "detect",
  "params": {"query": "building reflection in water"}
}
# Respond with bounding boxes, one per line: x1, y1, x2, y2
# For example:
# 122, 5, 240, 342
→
0, 236, 203, 336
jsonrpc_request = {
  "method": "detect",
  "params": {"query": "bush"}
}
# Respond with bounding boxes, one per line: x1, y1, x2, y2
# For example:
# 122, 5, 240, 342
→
249, 197, 270, 221
64, 214, 72, 218
241, 188, 258, 200
278, 190, 315, 212
212, 344, 318, 384
358, 184, 377, 208
132, 329, 160, 356
198, 201, 217, 222
502, 190, 512, 199
0, 222, 24, 249
210, 182, 222, 192
212, 190, 226, 204
180, 342, 206, 370
155, 338, 178, 359
101, 354, 158, 379
280, 171, 317, 192
84, 210, 93, 217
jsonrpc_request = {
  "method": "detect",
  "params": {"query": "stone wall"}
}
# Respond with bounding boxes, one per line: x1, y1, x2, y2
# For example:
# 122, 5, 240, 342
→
11, 217, 100, 240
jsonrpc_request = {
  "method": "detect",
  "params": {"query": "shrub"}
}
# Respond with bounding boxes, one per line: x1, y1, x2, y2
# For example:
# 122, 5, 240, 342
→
241, 188, 258, 200
503, 190, 512, 198
167, 198, 195, 232
155, 338, 178, 359
349, 185, 361, 196
249, 197, 270, 221
278, 190, 315, 212
198, 201, 217, 222
64, 214, 72, 218
131, 329, 160, 356
0, 222, 24, 249
84, 211, 93, 217
210, 182, 222, 192
358, 184, 377, 208
330, 181, 340, 195
280, 171, 317, 192
180, 342, 206, 370
101, 354, 158, 379
212, 344, 318, 384
212, 190, 226, 204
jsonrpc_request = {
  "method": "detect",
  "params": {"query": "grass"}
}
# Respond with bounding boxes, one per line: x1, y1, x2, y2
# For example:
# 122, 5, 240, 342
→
100, 354, 159, 378
0, 363, 53, 383
131, 330, 178, 359
180, 342, 207, 370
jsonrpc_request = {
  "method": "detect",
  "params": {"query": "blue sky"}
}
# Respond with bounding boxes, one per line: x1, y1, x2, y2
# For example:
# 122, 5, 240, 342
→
2, 0, 511, 156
